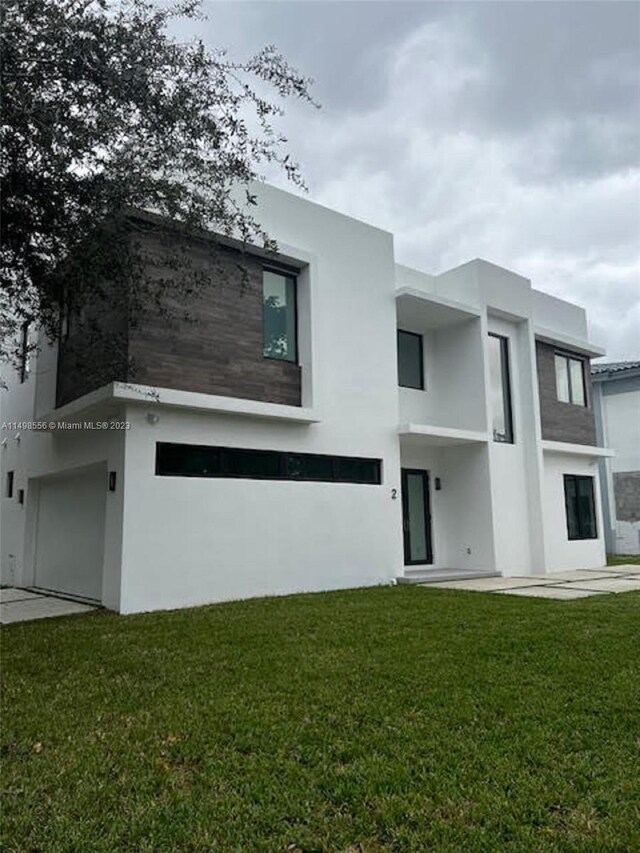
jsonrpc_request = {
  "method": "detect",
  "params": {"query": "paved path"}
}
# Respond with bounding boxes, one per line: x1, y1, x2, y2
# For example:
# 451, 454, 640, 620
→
421, 565, 640, 598
0, 588, 97, 624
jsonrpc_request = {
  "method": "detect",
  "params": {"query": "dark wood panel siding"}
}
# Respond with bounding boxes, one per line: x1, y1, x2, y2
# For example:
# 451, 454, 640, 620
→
56, 227, 301, 408
535, 341, 596, 446
56, 287, 129, 408
127, 231, 301, 406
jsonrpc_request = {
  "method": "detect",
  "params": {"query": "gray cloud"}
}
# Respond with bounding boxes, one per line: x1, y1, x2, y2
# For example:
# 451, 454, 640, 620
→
181, 1, 640, 360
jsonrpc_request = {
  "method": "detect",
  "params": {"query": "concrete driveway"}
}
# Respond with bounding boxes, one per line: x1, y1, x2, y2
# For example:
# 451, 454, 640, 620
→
0, 588, 97, 624
421, 565, 640, 599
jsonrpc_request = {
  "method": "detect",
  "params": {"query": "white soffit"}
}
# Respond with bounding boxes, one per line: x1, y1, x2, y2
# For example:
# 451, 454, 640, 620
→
399, 423, 490, 447
396, 287, 480, 331
541, 440, 614, 458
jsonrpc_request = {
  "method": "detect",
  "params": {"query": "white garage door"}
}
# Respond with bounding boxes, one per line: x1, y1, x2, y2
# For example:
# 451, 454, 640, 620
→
34, 465, 107, 602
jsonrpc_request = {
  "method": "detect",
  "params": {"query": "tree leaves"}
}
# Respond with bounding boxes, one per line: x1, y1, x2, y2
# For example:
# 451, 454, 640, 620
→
0, 0, 317, 369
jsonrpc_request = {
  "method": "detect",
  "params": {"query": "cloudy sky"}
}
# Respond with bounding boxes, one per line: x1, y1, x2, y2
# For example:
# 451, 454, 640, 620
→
180, 1, 639, 360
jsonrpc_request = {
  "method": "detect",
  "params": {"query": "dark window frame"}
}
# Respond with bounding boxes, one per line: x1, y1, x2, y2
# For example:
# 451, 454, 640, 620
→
563, 474, 598, 540
19, 322, 29, 383
262, 266, 298, 364
6, 471, 14, 499
397, 329, 425, 390
155, 443, 382, 485
488, 333, 514, 444
555, 351, 588, 407
401, 468, 433, 566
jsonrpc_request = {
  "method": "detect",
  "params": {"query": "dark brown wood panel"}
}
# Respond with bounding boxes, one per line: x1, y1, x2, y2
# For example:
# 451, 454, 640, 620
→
535, 341, 596, 446
56, 225, 302, 408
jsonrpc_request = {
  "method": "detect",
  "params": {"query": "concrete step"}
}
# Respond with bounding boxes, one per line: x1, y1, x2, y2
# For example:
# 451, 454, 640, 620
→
397, 569, 501, 585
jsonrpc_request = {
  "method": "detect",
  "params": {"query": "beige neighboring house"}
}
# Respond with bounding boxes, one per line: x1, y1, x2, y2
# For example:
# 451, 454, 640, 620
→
592, 361, 640, 555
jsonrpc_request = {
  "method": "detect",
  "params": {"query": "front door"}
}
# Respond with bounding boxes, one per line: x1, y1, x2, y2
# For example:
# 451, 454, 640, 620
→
401, 469, 433, 565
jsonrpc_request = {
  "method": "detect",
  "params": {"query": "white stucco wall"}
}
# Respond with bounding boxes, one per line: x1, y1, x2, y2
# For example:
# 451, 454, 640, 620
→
1, 339, 126, 609
603, 390, 640, 473
486, 315, 543, 575
542, 453, 606, 571
114, 186, 405, 613
1, 184, 611, 612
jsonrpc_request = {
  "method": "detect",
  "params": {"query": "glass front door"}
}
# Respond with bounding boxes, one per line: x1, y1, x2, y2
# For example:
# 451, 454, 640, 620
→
401, 469, 433, 565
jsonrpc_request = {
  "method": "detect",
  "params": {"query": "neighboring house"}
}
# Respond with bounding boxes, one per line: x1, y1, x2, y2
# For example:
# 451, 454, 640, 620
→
0, 185, 611, 614
591, 361, 640, 555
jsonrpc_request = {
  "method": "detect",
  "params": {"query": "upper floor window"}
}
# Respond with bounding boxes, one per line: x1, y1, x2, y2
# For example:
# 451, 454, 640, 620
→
555, 353, 586, 406
19, 322, 30, 383
488, 333, 514, 444
397, 330, 424, 390
263, 269, 297, 362
564, 474, 597, 540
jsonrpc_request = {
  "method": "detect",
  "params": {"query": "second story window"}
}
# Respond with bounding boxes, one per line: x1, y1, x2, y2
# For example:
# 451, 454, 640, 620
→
488, 333, 514, 444
397, 330, 424, 390
263, 269, 297, 362
19, 322, 30, 383
555, 353, 586, 406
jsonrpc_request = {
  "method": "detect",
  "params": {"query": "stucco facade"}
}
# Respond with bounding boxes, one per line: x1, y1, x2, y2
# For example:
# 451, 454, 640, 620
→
592, 362, 640, 555
0, 184, 610, 613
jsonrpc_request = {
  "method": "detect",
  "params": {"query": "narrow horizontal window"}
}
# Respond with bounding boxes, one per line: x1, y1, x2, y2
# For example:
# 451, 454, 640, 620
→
555, 353, 586, 406
397, 330, 424, 390
156, 443, 381, 485
564, 474, 597, 540
286, 453, 334, 481
263, 269, 297, 362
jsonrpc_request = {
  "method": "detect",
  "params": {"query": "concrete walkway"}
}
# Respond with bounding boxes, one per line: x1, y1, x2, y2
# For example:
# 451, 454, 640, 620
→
421, 565, 640, 599
0, 588, 97, 624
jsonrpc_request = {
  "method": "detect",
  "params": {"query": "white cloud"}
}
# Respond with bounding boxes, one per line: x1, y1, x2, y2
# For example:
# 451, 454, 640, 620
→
260, 12, 640, 360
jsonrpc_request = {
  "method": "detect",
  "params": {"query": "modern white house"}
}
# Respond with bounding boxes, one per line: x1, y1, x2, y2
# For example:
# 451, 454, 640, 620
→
0, 184, 612, 614
591, 361, 640, 555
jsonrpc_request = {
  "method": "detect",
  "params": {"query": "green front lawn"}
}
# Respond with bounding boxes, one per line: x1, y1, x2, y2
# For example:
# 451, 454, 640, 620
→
607, 554, 640, 566
2, 586, 639, 852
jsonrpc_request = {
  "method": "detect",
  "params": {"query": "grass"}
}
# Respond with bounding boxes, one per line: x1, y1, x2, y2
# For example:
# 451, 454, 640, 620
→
607, 554, 640, 566
2, 586, 639, 852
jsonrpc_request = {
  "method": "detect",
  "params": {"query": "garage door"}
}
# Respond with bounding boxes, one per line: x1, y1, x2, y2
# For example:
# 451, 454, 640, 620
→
34, 465, 107, 602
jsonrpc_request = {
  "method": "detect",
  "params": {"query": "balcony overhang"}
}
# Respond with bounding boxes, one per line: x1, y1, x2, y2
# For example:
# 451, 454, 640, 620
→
541, 440, 614, 458
399, 423, 490, 447
41, 382, 320, 427
534, 326, 605, 358
396, 288, 481, 332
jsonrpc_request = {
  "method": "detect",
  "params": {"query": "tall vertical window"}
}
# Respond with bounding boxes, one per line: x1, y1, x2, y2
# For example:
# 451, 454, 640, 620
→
6, 471, 14, 498
263, 269, 297, 362
564, 475, 597, 540
488, 333, 514, 444
555, 353, 586, 406
19, 322, 30, 383
397, 330, 424, 389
